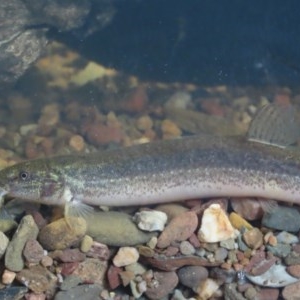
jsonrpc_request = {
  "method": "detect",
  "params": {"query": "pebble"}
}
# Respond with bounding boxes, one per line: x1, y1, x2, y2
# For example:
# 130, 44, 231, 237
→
195, 278, 220, 300
230, 198, 263, 220
229, 212, 253, 230
242, 228, 263, 250
59, 275, 82, 291
157, 211, 198, 248
16, 265, 57, 294
155, 204, 188, 220
85, 211, 156, 246
54, 284, 103, 300
284, 252, 300, 266
177, 266, 208, 290
0, 232, 9, 259
262, 206, 300, 232
220, 238, 236, 250
56, 248, 86, 263
5, 215, 39, 272
282, 280, 300, 300
286, 264, 300, 278
107, 265, 122, 289
214, 247, 228, 262
23, 239, 44, 265
276, 231, 299, 244
38, 217, 87, 250
136, 115, 153, 131
198, 204, 236, 243
72, 258, 108, 286
256, 288, 279, 300
145, 271, 179, 300
69, 135, 85, 152
40, 256, 53, 268
113, 247, 139, 267
179, 241, 195, 255
2, 269, 16, 285
266, 243, 291, 258
80, 235, 93, 253
0, 219, 17, 232
0, 286, 28, 300
161, 119, 182, 139
210, 267, 236, 284
85, 241, 110, 260
133, 210, 168, 232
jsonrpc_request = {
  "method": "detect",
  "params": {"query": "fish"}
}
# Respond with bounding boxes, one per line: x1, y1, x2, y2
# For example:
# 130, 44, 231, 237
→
0, 103, 299, 217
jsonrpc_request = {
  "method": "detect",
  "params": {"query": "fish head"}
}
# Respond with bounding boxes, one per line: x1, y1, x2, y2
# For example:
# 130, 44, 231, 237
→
0, 159, 64, 204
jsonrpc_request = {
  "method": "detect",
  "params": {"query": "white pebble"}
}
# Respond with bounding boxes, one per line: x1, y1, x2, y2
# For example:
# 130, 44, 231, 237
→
113, 247, 139, 267
198, 204, 236, 243
133, 210, 167, 232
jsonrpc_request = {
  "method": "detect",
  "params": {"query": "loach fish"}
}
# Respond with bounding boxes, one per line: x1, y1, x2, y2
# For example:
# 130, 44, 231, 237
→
0, 103, 299, 216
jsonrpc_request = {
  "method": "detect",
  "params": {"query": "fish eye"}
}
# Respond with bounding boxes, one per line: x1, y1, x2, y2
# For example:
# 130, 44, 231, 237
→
19, 171, 29, 181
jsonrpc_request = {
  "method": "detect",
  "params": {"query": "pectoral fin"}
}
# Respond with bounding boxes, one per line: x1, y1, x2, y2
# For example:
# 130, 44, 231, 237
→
247, 103, 300, 148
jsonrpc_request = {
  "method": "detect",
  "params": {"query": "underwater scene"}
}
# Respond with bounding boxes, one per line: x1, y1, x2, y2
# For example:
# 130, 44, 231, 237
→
0, 1, 300, 299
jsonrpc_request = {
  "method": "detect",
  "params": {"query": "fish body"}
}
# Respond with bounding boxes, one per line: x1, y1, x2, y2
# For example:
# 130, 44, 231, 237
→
0, 104, 300, 212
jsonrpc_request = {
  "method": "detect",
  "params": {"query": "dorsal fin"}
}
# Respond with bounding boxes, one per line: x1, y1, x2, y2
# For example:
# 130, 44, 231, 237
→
246, 103, 300, 148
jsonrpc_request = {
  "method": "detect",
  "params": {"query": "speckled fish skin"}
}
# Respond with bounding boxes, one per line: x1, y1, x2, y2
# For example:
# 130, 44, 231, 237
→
0, 133, 300, 207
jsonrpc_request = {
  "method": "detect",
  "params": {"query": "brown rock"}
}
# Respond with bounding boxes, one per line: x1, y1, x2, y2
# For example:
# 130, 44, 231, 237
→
287, 264, 300, 278
282, 280, 300, 300
61, 262, 79, 276
57, 248, 86, 263
16, 265, 57, 294
23, 239, 44, 265
145, 271, 178, 300
86, 241, 110, 260
230, 198, 264, 221
256, 288, 279, 300
157, 211, 198, 248
25, 293, 46, 300
72, 258, 108, 286
107, 265, 122, 289
2, 269, 16, 285
38, 217, 87, 250
243, 228, 263, 249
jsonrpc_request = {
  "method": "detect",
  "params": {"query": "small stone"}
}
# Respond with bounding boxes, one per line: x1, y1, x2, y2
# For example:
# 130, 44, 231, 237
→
107, 265, 122, 289
54, 284, 102, 300
5, 215, 39, 272
210, 267, 236, 284
113, 247, 139, 267
60, 275, 82, 291
266, 243, 291, 258
16, 265, 57, 294
256, 288, 279, 300
0, 232, 9, 259
161, 119, 182, 139
72, 258, 107, 286
23, 239, 44, 265
284, 252, 300, 266
242, 228, 263, 249
276, 231, 299, 244
0, 219, 17, 233
38, 217, 87, 250
138, 245, 155, 257
120, 271, 135, 287
282, 281, 300, 300
196, 278, 220, 300
157, 211, 198, 248
262, 206, 300, 232
155, 204, 189, 220
229, 212, 253, 230
178, 266, 208, 290
220, 238, 236, 250
286, 264, 300, 278
86, 241, 110, 260
133, 210, 167, 232
244, 286, 257, 299
230, 198, 263, 221
179, 241, 195, 255
86, 211, 155, 246
25, 292, 46, 300
214, 247, 228, 262
80, 235, 93, 253
136, 115, 153, 131
40, 256, 53, 268
57, 248, 85, 263
69, 135, 85, 152
198, 204, 236, 243
2, 269, 16, 285
145, 271, 178, 300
